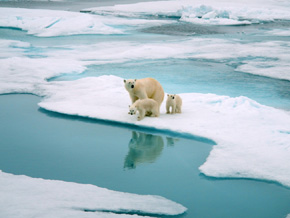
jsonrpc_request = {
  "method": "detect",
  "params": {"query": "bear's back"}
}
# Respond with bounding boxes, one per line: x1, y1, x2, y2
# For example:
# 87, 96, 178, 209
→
137, 78, 164, 99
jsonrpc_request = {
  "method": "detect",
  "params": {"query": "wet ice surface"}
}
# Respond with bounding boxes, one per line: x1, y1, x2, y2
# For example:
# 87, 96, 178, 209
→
1, 0, 290, 217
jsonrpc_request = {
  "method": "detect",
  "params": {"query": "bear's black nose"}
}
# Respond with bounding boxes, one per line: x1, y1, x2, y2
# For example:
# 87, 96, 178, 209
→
131, 85, 134, 89
172, 97, 175, 99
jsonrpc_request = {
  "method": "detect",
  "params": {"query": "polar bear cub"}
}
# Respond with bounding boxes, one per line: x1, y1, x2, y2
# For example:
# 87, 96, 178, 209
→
124, 78, 164, 110
129, 99, 159, 121
166, 94, 182, 114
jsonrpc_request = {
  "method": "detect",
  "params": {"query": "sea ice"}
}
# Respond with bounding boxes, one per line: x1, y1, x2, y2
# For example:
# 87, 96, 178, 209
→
0, 39, 31, 58
38, 75, 290, 188
267, 29, 290, 37
1, 7, 289, 81
0, 56, 85, 94
85, 0, 290, 25
42, 39, 290, 81
0, 170, 187, 218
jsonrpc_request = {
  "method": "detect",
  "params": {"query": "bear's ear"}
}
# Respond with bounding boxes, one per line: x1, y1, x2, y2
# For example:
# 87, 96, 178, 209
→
134, 79, 137, 82
128, 105, 130, 108
167, 94, 169, 96
124, 79, 126, 83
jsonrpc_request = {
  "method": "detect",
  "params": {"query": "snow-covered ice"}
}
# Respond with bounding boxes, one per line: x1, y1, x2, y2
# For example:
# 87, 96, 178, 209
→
0, 170, 187, 218
267, 29, 290, 37
36, 39, 290, 81
0, 7, 172, 37
1, 6, 290, 81
38, 75, 290, 187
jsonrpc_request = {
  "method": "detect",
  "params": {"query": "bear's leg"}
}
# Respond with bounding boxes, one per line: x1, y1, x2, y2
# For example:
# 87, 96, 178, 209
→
166, 105, 170, 114
151, 108, 159, 117
137, 109, 145, 121
146, 111, 152, 116
176, 106, 182, 113
171, 105, 176, 114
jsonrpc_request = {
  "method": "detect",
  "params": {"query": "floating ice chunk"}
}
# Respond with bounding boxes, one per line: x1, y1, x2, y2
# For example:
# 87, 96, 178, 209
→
38, 75, 290, 188
236, 60, 290, 81
0, 170, 186, 218
180, 5, 251, 25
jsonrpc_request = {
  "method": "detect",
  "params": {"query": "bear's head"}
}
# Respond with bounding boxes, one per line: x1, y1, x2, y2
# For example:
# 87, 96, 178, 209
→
167, 94, 176, 100
128, 104, 137, 115
124, 79, 137, 91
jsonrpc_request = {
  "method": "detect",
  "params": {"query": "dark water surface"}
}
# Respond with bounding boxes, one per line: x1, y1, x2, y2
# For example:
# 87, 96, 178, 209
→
0, 94, 289, 218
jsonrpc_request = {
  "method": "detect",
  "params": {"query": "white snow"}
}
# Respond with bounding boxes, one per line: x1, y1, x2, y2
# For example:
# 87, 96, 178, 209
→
0, 56, 86, 94
38, 75, 290, 188
0, 170, 187, 218
85, 0, 290, 25
0, 40, 31, 58
267, 29, 290, 37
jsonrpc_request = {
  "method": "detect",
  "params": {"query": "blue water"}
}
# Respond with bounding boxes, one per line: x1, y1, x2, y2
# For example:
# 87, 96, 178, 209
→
0, 94, 290, 218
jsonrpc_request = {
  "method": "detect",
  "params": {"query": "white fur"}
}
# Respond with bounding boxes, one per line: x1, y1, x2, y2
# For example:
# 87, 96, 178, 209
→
129, 99, 159, 121
124, 78, 164, 111
166, 94, 182, 114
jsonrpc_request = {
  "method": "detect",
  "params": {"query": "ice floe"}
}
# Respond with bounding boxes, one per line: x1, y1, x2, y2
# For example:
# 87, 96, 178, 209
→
0, 7, 172, 37
0, 56, 85, 94
37, 75, 290, 188
85, 0, 290, 25
0, 170, 186, 218
0, 8, 123, 36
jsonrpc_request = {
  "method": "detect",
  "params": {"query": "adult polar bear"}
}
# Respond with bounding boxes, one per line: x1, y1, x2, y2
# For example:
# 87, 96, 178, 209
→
124, 78, 164, 110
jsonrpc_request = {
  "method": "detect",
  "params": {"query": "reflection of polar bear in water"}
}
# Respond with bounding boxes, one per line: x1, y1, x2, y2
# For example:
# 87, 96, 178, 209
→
124, 131, 164, 169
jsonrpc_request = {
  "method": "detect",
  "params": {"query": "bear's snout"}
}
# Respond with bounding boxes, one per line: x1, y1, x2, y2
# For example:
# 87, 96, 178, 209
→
131, 85, 134, 89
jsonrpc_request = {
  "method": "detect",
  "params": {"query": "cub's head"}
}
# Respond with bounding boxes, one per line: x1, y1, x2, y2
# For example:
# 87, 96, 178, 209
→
167, 94, 176, 100
124, 79, 137, 91
128, 104, 137, 115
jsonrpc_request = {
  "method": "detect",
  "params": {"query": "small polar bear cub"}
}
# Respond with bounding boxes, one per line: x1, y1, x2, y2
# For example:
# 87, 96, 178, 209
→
166, 94, 182, 114
129, 99, 159, 121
